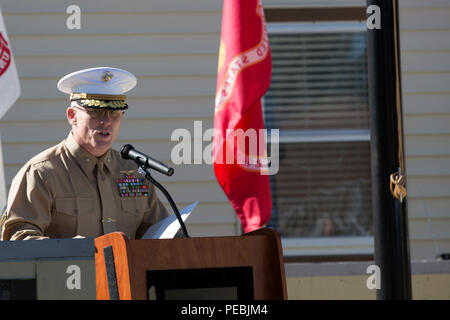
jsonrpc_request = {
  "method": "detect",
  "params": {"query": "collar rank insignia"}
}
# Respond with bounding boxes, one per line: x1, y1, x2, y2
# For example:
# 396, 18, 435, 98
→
116, 175, 149, 198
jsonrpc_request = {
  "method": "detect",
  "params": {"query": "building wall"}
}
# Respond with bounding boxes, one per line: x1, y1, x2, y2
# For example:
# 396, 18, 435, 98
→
1, 0, 449, 260
286, 274, 450, 300
285, 260, 450, 300
398, 0, 450, 260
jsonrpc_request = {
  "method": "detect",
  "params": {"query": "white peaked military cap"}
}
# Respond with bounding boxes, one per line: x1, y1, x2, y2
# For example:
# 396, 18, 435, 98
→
57, 67, 137, 110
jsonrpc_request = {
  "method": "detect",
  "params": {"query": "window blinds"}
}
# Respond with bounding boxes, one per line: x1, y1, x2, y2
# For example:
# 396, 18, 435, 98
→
265, 32, 369, 131
264, 28, 372, 238
268, 141, 372, 237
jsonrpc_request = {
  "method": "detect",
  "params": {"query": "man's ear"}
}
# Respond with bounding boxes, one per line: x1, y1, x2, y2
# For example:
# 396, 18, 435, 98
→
67, 107, 77, 126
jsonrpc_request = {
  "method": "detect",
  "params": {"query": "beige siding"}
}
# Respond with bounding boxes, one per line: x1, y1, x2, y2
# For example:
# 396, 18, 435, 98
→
1, 1, 221, 13
399, 0, 450, 259
286, 273, 450, 300
0, 1, 238, 237
285, 260, 450, 299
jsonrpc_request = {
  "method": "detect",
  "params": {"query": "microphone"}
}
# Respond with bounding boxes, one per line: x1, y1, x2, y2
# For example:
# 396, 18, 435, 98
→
120, 144, 174, 176
120, 144, 189, 238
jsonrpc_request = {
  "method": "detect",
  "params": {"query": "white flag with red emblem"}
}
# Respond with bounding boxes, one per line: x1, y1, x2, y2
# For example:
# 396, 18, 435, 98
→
0, 8, 20, 119
0, 8, 19, 208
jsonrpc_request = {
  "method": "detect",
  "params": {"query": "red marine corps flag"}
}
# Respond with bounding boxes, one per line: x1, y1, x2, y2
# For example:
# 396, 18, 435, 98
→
213, 0, 272, 233
0, 8, 20, 119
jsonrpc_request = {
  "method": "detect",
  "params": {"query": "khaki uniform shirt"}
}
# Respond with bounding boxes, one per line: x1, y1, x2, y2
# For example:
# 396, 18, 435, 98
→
1, 132, 169, 240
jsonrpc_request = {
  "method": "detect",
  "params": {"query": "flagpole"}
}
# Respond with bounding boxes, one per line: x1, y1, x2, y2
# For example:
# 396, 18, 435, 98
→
366, 0, 412, 299
0, 131, 6, 208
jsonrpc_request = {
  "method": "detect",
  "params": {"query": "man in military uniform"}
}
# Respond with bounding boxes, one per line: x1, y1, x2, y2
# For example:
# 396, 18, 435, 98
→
0, 67, 169, 240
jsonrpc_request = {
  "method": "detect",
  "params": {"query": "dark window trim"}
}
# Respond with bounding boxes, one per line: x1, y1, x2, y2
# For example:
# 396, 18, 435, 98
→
265, 7, 366, 23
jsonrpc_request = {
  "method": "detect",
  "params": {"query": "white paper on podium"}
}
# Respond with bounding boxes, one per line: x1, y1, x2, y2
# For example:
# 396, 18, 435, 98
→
142, 201, 198, 239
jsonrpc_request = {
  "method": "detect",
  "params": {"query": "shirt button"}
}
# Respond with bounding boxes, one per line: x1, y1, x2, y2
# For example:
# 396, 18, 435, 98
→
85, 158, 90, 162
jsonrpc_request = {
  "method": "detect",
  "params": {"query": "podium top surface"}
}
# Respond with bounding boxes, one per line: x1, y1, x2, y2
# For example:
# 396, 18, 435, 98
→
0, 238, 95, 261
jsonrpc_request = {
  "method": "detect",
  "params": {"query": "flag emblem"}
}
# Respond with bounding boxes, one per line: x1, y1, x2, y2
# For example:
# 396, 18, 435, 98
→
0, 32, 11, 77
213, 0, 273, 233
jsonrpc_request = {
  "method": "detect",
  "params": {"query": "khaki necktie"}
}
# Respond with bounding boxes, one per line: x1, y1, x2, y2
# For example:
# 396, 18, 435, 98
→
96, 160, 117, 234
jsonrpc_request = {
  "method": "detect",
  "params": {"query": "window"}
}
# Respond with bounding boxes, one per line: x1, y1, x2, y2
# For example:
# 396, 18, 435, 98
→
264, 21, 373, 251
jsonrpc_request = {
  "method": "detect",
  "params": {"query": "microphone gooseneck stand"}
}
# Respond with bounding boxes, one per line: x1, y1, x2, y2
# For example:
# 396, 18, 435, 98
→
138, 165, 190, 238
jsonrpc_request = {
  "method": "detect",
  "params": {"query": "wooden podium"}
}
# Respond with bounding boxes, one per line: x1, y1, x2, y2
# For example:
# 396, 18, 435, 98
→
94, 228, 287, 300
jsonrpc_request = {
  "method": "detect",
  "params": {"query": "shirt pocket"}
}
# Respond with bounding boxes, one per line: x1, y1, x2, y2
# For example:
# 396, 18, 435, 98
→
53, 197, 95, 237
120, 198, 148, 237
120, 197, 149, 216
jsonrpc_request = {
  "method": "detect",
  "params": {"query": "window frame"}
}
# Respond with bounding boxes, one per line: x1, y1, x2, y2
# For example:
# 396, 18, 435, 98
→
264, 19, 374, 259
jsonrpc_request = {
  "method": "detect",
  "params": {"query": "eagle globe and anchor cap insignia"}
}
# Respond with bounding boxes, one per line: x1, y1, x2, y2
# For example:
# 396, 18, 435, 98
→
102, 71, 114, 82
0, 32, 11, 77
